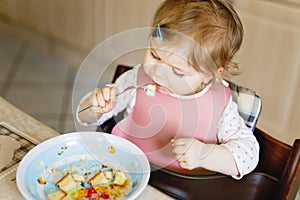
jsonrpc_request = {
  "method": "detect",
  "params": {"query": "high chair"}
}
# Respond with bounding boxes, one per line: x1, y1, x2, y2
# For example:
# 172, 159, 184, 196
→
99, 64, 300, 200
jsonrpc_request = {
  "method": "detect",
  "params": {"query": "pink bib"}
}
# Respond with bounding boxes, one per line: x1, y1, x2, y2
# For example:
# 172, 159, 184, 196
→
112, 66, 231, 175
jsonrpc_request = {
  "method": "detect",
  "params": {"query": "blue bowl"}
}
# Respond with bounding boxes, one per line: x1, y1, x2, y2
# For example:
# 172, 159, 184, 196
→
16, 132, 150, 200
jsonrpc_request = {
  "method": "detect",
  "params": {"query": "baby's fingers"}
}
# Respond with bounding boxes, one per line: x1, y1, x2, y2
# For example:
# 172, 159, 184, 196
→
101, 86, 118, 102
171, 138, 190, 146
94, 87, 115, 106
102, 86, 113, 102
178, 161, 193, 170
94, 89, 106, 107
175, 153, 185, 161
109, 86, 118, 102
172, 145, 187, 155
89, 86, 117, 113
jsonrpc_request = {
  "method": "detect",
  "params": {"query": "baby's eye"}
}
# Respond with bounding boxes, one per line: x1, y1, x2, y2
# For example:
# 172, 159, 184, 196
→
150, 51, 161, 60
172, 68, 185, 78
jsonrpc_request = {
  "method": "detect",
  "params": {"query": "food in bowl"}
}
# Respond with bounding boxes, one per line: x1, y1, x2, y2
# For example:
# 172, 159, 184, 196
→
46, 165, 130, 200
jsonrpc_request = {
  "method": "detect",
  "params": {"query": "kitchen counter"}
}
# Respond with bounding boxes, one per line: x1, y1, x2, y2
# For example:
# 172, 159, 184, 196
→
0, 96, 172, 200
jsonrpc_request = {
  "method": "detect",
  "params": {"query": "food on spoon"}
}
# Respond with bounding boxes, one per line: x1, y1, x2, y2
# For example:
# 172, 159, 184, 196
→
144, 84, 156, 97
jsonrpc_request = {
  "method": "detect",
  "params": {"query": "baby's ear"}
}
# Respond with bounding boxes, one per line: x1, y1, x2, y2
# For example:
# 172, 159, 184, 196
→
217, 67, 225, 76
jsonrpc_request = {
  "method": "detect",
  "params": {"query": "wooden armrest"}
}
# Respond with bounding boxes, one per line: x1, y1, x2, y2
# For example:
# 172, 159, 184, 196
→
253, 128, 291, 179
254, 128, 300, 200
279, 139, 300, 200
112, 65, 132, 83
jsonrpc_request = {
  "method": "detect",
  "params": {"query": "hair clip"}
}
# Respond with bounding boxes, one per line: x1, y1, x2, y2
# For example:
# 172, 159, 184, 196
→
156, 24, 163, 42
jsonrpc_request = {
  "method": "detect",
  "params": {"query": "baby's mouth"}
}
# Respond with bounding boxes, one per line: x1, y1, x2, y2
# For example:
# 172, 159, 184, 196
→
153, 82, 172, 94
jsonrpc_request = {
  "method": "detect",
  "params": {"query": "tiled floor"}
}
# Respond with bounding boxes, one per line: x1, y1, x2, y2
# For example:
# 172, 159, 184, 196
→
0, 31, 95, 133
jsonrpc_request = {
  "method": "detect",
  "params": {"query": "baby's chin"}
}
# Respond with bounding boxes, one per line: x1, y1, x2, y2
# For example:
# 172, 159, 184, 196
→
160, 87, 198, 96
157, 86, 172, 94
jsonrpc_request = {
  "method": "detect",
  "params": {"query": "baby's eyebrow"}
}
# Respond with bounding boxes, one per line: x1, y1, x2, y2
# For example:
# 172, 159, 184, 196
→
150, 48, 161, 58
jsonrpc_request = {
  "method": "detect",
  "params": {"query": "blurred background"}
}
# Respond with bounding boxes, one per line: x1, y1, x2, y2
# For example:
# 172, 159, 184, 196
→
0, 0, 299, 148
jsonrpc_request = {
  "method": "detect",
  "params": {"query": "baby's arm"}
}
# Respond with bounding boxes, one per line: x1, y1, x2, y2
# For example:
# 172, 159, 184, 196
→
171, 99, 259, 178
217, 100, 259, 179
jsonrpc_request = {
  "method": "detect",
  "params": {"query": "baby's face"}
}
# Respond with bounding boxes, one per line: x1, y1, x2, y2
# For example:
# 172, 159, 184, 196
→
143, 41, 211, 95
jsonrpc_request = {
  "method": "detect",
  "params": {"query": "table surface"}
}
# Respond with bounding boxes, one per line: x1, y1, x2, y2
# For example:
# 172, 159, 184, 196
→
0, 96, 172, 200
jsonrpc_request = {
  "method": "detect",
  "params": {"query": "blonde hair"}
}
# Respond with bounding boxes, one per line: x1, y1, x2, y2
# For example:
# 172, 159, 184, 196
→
151, 0, 244, 78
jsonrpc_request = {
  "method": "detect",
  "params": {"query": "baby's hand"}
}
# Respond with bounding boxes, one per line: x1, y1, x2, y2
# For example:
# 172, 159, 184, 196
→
171, 138, 214, 170
88, 86, 118, 114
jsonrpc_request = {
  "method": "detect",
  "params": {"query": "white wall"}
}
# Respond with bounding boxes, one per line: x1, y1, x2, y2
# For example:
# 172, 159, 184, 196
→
232, 0, 300, 145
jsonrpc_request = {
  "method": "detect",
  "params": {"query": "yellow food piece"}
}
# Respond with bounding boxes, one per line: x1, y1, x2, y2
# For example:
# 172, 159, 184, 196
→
104, 170, 114, 180
88, 170, 110, 186
108, 146, 116, 153
55, 173, 77, 193
72, 173, 85, 182
113, 170, 127, 186
37, 177, 47, 185
70, 188, 88, 199
93, 185, 107, 194
61, 195, 74, 200
47, 190, 66, 200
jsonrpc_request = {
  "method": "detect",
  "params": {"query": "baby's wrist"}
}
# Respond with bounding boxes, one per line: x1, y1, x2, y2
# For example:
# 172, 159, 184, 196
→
197, 144, 218, 168
199, 144, 216, 160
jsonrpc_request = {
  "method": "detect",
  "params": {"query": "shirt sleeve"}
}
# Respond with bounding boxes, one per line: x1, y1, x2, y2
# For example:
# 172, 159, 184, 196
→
217, 98, 260, 179
76, 65, 140, 126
